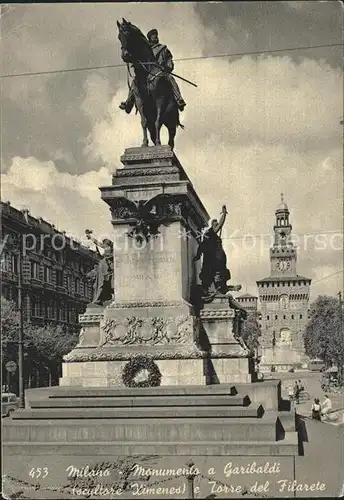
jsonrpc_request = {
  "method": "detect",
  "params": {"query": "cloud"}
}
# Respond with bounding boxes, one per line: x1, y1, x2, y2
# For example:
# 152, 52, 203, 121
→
1, 156, 111, 238
81, 73, 114, 124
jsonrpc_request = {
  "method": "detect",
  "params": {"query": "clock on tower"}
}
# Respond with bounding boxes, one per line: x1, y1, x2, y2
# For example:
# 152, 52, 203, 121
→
276, 259, 291, 272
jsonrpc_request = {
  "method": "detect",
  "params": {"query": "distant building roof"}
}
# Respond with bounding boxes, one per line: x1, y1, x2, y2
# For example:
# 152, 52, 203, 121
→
237, 293, 258, 299
257, 275, 311, 283
1, 200, 98, 260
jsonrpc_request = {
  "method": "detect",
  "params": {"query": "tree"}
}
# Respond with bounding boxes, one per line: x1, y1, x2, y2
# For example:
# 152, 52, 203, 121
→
241, 312, 261, 352
1, 296, 79, 386
26, 324, 79, 371
2, 296, 21, 364
304, 295, 343, 375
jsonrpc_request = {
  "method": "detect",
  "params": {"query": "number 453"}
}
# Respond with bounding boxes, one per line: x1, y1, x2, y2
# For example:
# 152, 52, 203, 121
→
29, 468, 49, 478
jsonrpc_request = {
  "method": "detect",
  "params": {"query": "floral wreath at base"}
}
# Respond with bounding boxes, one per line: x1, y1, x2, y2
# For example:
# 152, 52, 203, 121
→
122, 356, 162, 388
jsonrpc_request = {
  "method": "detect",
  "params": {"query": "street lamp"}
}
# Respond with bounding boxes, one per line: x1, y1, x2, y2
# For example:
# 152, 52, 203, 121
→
16, 233, 25, 408
337, 291, 343, 383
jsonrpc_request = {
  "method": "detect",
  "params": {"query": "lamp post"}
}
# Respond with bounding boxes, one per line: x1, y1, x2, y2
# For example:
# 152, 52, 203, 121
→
185, 461, 197, 499
337, 291, 343, 383
17, 233, 25, 408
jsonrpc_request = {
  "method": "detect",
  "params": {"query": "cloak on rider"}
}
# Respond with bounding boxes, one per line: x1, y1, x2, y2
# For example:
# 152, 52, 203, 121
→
119, 28, 186, 114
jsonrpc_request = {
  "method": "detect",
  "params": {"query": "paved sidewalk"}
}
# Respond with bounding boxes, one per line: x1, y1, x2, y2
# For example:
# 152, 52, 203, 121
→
276, 371, 344, 426
295, 415, 344, 497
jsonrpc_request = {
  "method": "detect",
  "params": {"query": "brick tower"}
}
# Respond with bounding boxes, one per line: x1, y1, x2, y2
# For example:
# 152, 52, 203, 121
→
257, 195, 311, 363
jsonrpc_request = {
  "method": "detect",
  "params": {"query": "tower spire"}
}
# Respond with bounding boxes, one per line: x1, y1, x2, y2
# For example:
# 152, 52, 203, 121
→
280, 193, 284, 204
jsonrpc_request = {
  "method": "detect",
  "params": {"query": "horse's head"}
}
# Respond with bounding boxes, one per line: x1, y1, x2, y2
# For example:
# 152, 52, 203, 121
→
117, 18, 151, 64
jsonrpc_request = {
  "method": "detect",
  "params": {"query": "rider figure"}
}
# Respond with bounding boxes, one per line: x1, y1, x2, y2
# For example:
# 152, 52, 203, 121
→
119, 28, 186, 114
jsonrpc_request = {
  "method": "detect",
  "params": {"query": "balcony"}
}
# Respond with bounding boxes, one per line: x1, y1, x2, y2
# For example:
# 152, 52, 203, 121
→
1, 270, 18, 283
30, 278, 44, 288
44, 282, 55, 291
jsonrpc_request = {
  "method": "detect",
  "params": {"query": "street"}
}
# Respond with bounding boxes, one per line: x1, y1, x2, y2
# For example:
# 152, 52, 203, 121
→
267, 370, 344, 424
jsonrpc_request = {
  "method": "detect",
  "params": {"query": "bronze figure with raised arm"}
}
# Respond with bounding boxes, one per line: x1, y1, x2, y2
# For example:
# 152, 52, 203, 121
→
194, 205, 241, 300
85, 230, 114, 306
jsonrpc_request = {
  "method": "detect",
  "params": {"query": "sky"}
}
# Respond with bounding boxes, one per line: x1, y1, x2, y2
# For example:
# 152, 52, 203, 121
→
1, 1, 343, 302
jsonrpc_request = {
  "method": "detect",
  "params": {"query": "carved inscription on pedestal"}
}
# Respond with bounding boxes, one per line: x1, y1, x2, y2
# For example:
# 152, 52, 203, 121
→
115, 250, 181, 301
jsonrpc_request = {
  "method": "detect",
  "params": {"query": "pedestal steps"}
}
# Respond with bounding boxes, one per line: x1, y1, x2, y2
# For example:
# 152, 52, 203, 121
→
3, 383, 299, 457
28, 394, 250, 408
11, 404, 264, 419
4, 434, 299, 456
3, 413, 279, 442
26, 383, 239, 400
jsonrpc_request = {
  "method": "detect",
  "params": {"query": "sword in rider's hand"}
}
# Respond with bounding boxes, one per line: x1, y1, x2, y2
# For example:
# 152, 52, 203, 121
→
146, 61, 198, 87
169, 70, 198, 88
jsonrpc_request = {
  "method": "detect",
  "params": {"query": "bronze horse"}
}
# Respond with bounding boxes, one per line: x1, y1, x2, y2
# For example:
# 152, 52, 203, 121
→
117, 19, 183, 149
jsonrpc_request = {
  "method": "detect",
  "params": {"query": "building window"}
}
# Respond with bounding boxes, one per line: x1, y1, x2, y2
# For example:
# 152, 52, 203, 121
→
11, 254, 18, 274
283, 314, 286, 319
74, 278, 80, 293
44, 266, 52, 283
291, 314, 294, 319
1, 252, 8, 272
33, 298, 43, 317
275, 315, 278, 320
56, 270, 64, 287
47, 302, 54, 319
31, 297, 37, 316
280, 294, 288, 309
31, 261, 39, 279
66, 275, 72, 291
300, 314, 303, 319
267, 315, 270, 320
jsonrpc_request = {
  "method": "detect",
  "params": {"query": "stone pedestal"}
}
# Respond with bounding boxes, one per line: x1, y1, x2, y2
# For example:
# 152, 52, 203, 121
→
61, 146, 251, 387
259, 344, 307, 373
200, 297, 253, 384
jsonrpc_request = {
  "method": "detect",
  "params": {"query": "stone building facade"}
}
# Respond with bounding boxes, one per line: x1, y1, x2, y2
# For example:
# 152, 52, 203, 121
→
1, 201, 99, 331
256, 196, 311, 355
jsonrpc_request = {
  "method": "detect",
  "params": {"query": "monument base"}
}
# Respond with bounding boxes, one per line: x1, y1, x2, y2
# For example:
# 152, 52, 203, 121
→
60, 295, 254, 387
259, 345, 308, 373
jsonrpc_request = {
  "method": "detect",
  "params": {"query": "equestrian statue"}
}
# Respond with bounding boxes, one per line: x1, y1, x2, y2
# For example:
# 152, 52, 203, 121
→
117, 19, 195, 149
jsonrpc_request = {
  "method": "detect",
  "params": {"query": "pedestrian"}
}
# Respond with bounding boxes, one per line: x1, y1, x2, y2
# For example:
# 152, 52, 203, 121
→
294, 380, 300, 404
321, 394, 332, 419
311, 398, 321, 421
288, 384, 294, 401
299, 379, 304, 392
